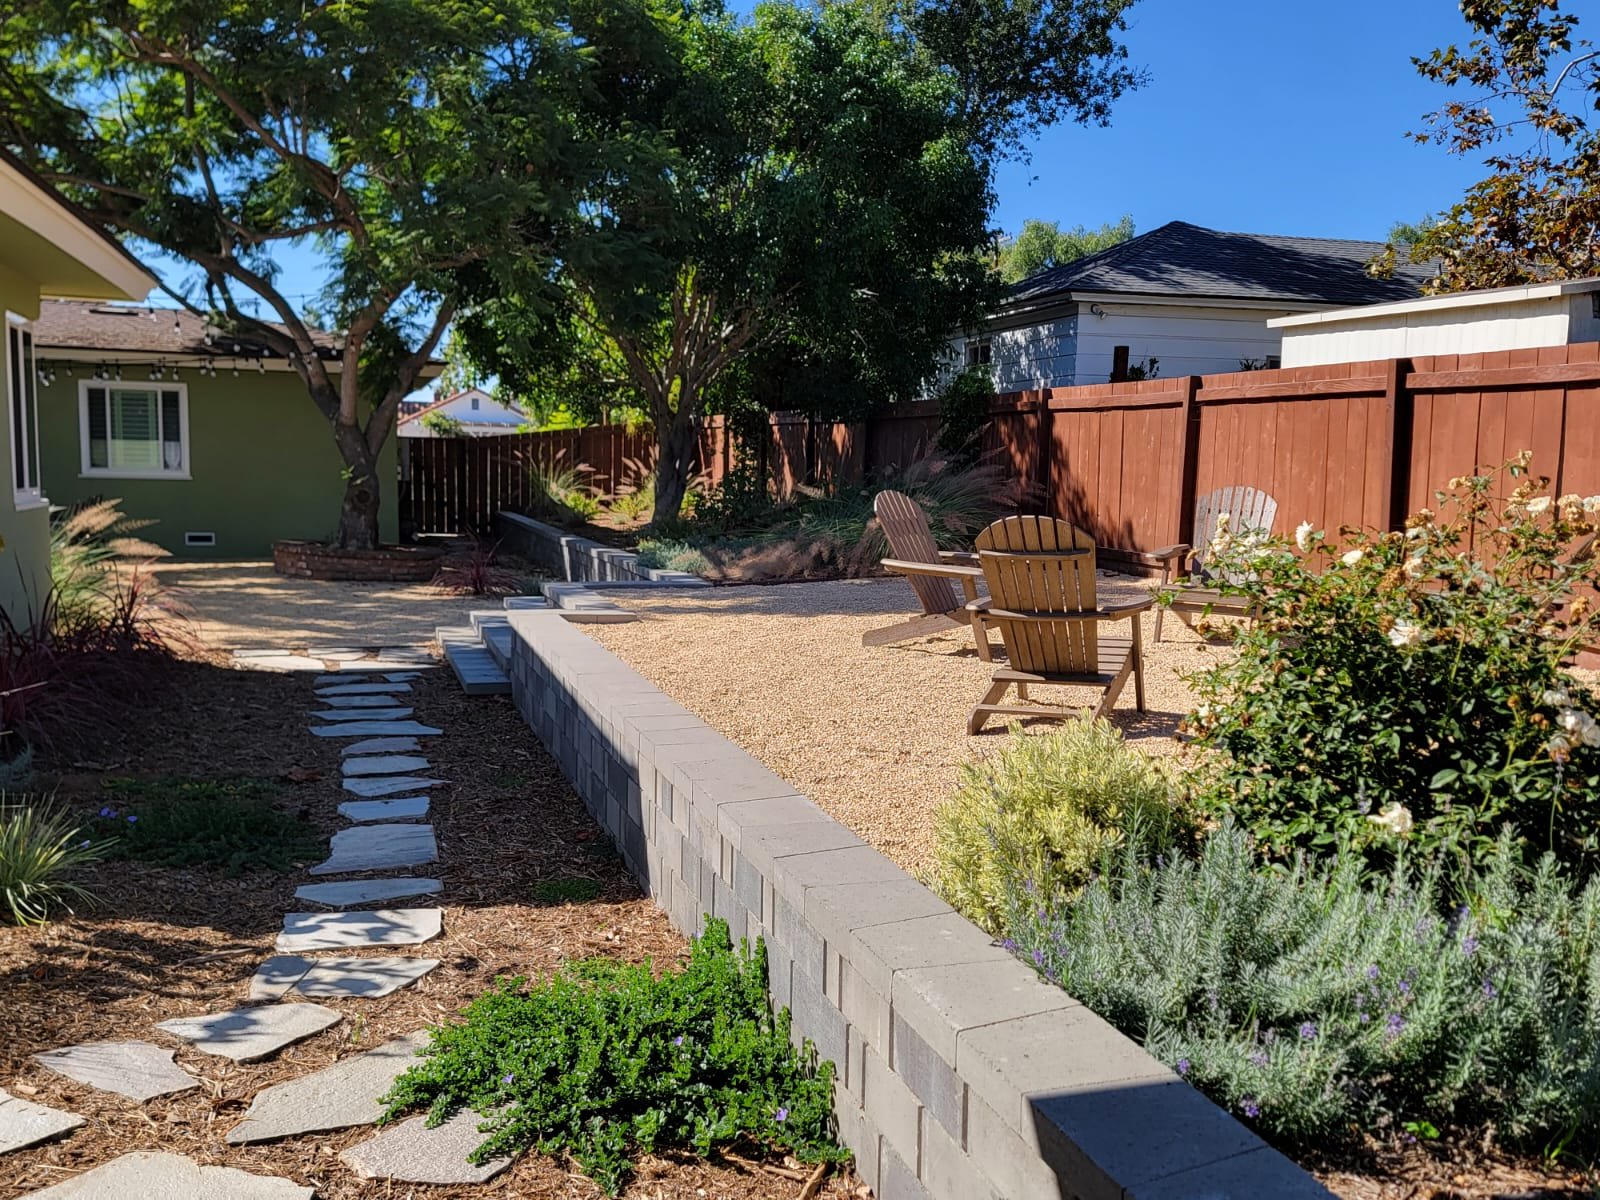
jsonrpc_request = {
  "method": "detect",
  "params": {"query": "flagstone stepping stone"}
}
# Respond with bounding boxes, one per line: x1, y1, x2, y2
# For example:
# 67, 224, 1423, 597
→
342, 775, 439, 798
293, 877, 443, 908
375, 648, 436, 667
317, 682, 413, 696
314, 673, 373, 685
338, 796, 430, 823
317, 648, 369, 661
341, 1110, 513, 1185
20, 1151, 312, 1199
310, 707, 415, 722
343, 754, 430, 776
309, 823, 438, 874
277, 908, 442, 953
250, 955, 441, 1001
341, 736, 423, 756
0, 1089, 83, 1155
238, 654, 328, 673
309, 721, 442, 738
155, 1003, 339, 1062
317, 693, 415, 709
33, 1041, 199, 1101
225, 1032, 430, 1144
383, 671, 423, 681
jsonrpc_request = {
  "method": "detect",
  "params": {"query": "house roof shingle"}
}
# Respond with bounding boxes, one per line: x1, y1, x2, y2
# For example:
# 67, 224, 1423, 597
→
33, 298, 340, 359
1006, 221, 1435, 309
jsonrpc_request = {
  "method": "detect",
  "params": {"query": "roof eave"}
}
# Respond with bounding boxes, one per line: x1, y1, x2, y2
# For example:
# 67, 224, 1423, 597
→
0, 154, 158, 301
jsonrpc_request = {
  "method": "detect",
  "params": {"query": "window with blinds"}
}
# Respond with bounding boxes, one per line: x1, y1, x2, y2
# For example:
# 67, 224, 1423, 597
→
80, 383, 189, 477
5, 315, 41, 505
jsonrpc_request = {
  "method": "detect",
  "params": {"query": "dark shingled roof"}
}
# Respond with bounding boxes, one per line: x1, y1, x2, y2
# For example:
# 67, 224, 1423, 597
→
33, 298, 340, 359
1007, 221, 1435, 308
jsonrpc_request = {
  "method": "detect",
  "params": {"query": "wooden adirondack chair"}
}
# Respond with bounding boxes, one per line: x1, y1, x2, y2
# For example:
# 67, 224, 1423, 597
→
1150, 486, 1278, 642
865, 490, 994, 660
965, 515, 1151, 734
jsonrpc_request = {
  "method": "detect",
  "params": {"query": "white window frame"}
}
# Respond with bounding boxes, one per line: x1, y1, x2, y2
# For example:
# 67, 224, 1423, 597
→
5, 313, 45, 511
78, 379, 192, 480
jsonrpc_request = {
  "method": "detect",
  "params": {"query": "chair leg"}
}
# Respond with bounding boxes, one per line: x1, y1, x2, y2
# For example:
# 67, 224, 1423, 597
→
1130, 613, 1147, 713
968, 680, 1011, 735
1153, 603, 1166, 643
1094, 658, 1134, 720
1017, 683, 1029, 701
969, 610, 993, 663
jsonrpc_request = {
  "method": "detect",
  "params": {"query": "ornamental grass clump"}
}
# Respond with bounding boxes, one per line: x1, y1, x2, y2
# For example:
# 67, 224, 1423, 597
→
1187, 456, 1600, 871
1006, 824, 1600, 1153
934, 719, 1187, 933
382, 919, 845, 1195
0, 800, 111, 925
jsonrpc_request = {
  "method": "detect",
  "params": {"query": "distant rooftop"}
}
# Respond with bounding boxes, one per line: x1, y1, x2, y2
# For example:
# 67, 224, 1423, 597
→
1007, 220, 1435, 309
33, 298, 339, 360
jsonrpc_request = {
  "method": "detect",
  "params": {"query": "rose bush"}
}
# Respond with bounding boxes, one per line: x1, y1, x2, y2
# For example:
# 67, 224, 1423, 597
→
1186, 456, 1600, 873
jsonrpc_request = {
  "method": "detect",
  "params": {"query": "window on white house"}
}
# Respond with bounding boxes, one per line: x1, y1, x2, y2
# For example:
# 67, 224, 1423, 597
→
965, 337, 992, 368
5, 314, 42, 507
80, 382, 189, 478
469, 394, 480, 410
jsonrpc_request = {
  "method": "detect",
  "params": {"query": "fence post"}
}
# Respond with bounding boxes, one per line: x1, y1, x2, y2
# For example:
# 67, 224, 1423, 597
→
1382, 357, 1413, 532
1174, 375, 1203, 547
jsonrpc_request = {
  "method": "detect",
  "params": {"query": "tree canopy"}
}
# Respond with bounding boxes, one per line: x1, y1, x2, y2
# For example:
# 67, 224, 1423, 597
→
0, 0, 631, 545
995, 215, 1135, 283
1386, 0, 1600, 291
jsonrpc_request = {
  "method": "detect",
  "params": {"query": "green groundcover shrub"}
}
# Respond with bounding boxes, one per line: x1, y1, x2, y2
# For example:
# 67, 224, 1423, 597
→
382, 919, 846, 1195
1005, 824, 1600, 1153
1187, 458, 1600, 872
934, 720, 1188, 934
90, 777, 323, 874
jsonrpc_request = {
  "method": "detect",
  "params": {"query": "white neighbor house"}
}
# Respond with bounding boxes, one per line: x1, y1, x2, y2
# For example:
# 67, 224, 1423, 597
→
397, 386, 526, 437
1271, 277, 1600, 366
954, 221, 1434, 389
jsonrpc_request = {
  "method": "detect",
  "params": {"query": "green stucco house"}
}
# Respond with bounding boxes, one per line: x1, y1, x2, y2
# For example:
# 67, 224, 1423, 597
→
0, 150, 156, 624
33, 301, 403, 557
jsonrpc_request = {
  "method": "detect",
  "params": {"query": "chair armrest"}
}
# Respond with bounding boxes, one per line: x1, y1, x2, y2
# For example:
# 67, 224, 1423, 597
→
1103, 597, 1156, 616
974, 605, 1144, 623
1147, 543, 1191, 563
965, 597, 993, 614
938, 551, 980, 564
882, 558, 983, 581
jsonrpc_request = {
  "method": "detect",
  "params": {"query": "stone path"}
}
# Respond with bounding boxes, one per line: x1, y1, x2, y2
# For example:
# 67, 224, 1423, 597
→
5, 666, 510, 1193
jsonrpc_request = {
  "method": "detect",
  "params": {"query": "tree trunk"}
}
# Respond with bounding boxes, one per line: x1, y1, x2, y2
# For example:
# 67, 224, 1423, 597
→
333, 423, 383, 550
651, 414, 699, 525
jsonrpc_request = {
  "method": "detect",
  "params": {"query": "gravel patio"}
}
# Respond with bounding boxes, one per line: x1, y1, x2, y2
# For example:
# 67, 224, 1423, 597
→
588, 575, 1227, 878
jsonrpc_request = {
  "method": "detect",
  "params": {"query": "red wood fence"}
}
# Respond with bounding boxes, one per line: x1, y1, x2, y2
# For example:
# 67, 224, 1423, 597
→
401, 344, 1600, 554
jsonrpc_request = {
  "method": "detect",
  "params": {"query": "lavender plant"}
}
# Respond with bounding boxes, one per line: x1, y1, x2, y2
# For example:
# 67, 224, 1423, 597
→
1006, 824, 1600, 1153
1186, 456, 1600, 872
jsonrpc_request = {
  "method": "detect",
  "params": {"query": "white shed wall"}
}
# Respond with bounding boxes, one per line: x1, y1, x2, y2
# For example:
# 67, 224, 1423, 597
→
1280, 295, 1574, 366
1070, 303, 1289, 383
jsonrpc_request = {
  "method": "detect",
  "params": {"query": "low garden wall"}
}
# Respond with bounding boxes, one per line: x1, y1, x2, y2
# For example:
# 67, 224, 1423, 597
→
271, 539, 444, 582
503, 608, 1331, 1200
495, 511, 703, 586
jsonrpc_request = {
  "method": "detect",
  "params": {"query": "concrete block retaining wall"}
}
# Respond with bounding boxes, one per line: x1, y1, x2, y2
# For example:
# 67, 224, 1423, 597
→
504, 609, 1330, 1200
495, 511, 702, 586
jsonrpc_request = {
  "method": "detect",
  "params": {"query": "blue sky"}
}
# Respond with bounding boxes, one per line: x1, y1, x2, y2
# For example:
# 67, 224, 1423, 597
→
150, 0, 1485, 308
991, 0, 1483, 242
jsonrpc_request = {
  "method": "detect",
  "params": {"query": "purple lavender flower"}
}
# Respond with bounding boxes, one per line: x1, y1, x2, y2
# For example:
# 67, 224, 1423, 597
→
1461, 936, 1479, 957
126, 814, 138, 823
1241, 1098, 1261, 1119
774, 1107, 788, 1124
1482, 978, 1497, 998
673, 1035, 684, 1047
1398, 979, 1411, 995
501, 1073, 515, 1085
1249, 1050, 1268, 1067
1176, 1058, 1190, 1076
1366, 964, 1380, 980
1358, 1013, 1371, 1024
1032, 948, 1045, 968
1001, 938, 1017, 952
1385, 1013, 1405, 1038
1298, 1021, 1317, 1041
98, 807, 113, 818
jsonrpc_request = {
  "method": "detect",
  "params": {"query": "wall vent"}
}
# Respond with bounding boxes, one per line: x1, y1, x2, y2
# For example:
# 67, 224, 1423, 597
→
184, 531, 217, 547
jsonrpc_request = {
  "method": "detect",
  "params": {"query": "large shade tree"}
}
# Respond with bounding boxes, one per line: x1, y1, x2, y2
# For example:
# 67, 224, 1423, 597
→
0, 0, 620, 547
1387, 0, 1600, 290
461, 0, 1143, 521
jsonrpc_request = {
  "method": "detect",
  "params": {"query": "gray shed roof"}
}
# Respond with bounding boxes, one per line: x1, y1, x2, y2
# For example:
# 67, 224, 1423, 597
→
1007, 221, 1435, 309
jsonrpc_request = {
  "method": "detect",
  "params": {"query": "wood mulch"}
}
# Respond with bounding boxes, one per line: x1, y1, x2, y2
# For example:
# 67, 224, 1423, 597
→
0, 652, 860, 1199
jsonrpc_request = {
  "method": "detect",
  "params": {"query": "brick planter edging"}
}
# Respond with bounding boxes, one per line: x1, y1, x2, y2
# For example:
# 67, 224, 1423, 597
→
272, 540, 445, 582
503, 610, 1330, 1200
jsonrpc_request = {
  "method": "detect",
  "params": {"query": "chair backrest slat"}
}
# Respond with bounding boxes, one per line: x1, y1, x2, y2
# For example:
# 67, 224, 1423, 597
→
876, 490, 960, 616
1194, 485, 1279, 586
976, 516, 1098, 674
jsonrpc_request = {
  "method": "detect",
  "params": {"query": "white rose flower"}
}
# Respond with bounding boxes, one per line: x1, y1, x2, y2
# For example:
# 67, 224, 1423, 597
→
1404, 553, 1426, 579
1295, 521, 1315, 553
1341, 549, 1364, 566
1558, 707, 1599, 746
1558, 707, 1586, 734
1526, 496, 1552, 515
1585, 722, 1600, 749
1387, 620, 1424, 648
1543, 687, 1572, 708
1367, 803, 1414, 837
1584, 495, 1600, 514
